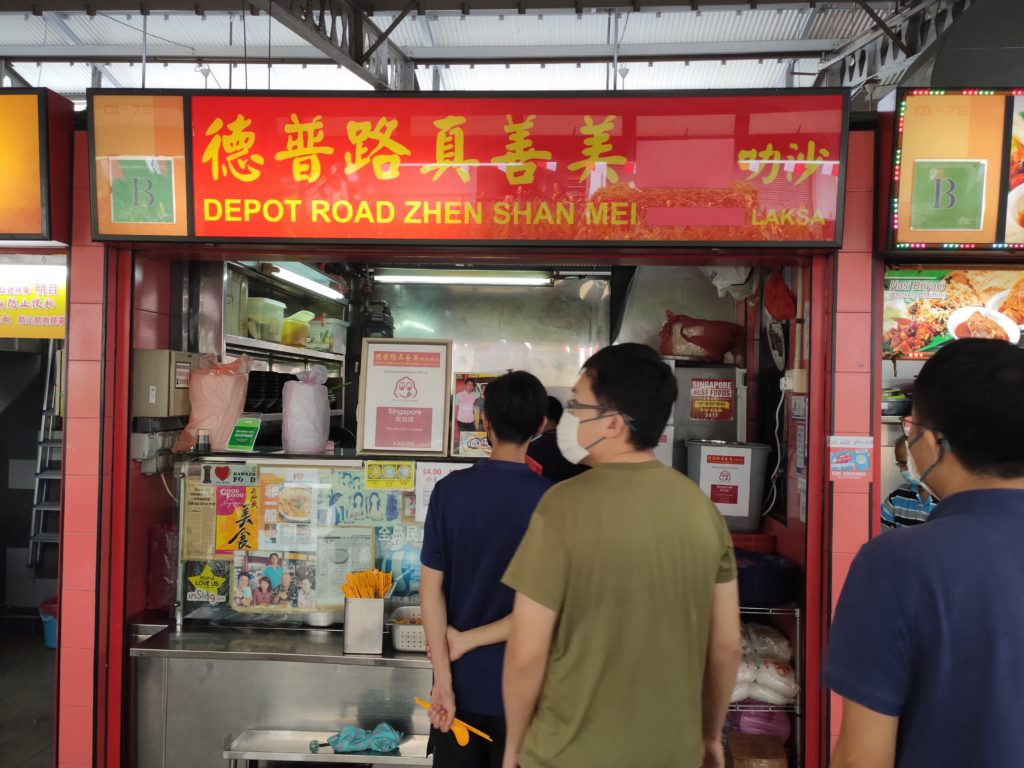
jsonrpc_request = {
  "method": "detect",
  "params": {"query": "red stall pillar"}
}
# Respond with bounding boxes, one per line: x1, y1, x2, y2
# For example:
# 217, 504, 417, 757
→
823, 130, 879, 757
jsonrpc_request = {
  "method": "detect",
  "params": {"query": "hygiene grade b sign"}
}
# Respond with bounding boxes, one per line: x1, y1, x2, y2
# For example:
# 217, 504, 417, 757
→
90, 91, 847, 246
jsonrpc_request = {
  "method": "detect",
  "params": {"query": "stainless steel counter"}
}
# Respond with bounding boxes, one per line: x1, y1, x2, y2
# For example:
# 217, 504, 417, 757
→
131, 626, 431, 669
130, 626, 433, 768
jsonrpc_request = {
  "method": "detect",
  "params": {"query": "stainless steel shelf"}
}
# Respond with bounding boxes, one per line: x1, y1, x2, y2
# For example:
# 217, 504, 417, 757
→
226, 335, 346, 364
252, 410, 345, 424
729, 703, 800, 714
740, 606, 800, 617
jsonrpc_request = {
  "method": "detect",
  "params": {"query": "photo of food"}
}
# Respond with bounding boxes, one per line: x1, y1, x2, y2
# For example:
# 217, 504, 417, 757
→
1005, 97, 1024, 244
277, 485, 313, 522
884, 269, 1024, 358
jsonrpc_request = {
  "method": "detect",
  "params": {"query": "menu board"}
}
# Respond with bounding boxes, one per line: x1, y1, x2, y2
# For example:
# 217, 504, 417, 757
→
357, 339, 452, 456
883, 268, 1024, 358
89, 90, 848, 246
893, 89, 1024, 249
178, 459, 429, 617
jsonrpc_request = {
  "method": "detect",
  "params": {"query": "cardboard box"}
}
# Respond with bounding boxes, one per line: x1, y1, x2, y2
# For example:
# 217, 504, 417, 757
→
728, 733, 787, 768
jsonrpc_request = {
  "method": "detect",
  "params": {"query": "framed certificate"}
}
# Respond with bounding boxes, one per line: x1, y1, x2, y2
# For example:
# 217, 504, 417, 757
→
356, 339, 452, 456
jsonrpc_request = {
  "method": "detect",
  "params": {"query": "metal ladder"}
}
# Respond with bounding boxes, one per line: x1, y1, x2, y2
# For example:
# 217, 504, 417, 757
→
28, 339, 62, 568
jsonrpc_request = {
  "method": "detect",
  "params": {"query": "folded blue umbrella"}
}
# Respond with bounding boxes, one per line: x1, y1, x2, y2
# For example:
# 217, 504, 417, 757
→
369, 723, 403, 753
329, 726, 371, 753
309, 723, 403, 754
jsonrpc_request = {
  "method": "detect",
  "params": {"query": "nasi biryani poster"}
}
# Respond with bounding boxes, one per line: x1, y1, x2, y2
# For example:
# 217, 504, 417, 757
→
883, 269, 1024, 359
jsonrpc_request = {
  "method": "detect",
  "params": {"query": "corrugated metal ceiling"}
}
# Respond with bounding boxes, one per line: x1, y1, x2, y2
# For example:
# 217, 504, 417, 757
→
0, 4, 890, 100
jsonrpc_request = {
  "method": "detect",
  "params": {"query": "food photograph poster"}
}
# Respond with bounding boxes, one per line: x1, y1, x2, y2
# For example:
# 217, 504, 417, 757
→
358, 339, 451, 455
883, 269, 1024, 359
1007, 97, 1024, 244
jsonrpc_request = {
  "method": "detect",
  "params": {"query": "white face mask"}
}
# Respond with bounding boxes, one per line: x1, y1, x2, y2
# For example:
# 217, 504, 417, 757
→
556, 411, 605, 465
906, 438, 941, 499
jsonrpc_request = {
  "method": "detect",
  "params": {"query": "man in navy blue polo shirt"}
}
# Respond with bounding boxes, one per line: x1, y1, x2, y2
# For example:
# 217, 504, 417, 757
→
826, 339, 1024, 767
421, 371, 550, 768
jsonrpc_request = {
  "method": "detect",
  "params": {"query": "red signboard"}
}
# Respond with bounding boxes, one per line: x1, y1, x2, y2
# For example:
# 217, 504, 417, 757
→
183, 92, 846, 245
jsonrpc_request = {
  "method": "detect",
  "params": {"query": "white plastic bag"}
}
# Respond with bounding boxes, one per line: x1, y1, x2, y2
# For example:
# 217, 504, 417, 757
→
747, 623, 793, 663
282, 365, 330, 455
731, 681, 751, 704
737, 658, 758, 684
747, 682, 795, 706
173, 354, 250, 452
755, 661, 800, 700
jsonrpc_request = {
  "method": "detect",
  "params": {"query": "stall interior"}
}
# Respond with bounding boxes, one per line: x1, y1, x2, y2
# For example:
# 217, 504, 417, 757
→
127, 256, 814, 764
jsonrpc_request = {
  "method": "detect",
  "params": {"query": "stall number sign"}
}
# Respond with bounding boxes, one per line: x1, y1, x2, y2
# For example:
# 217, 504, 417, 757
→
0, 265, 66, 339
109, 157, 177, 224
698, 447, 752, 518
690, 378, 735, 421
910, 160, 986, 231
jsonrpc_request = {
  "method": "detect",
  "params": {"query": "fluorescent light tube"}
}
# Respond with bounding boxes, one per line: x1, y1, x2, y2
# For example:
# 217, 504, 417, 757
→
374, 271, 552, 287
274, 266, 346, 301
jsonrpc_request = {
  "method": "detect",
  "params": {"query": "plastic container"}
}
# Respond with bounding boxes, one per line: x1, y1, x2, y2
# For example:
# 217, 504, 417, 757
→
389, 606, 426, 653
246, 297, 286, 343
39, 597, 58, 649
282, 318, 310, 348
224, 269, 249, 337
308, 317, 348, 354
685, 440, 771, 532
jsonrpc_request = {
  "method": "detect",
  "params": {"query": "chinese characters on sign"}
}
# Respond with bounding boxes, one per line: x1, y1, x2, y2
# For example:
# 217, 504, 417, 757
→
0, 266, 67, 340
184, 93, 846, 243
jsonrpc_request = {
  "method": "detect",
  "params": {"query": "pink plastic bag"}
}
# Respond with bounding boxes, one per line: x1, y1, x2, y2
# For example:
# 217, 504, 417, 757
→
282, 365, 330, 455
173, 354, 250, 452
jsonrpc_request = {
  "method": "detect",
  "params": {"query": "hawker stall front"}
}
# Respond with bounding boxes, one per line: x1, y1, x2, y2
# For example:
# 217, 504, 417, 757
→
69, 88, 873, 768
0, 89, 72, 639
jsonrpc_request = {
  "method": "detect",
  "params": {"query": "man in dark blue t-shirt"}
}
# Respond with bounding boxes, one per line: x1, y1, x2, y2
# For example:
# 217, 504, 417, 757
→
421, 371, 551, 768
826, 339, 1024, 768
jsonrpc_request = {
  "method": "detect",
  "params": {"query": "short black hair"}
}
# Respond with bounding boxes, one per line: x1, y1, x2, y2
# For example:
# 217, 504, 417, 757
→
483, 370, 548, 444
582, 343, 677, 450
546, 396, 564, 424
914, 339, 1024, 478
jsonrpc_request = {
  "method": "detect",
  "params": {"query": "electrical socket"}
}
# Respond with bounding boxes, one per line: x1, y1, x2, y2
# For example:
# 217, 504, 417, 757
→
781, 369, 808, 394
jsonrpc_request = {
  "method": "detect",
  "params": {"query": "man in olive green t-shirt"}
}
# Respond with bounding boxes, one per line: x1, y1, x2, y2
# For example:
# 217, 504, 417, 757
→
501, 343, 741, 768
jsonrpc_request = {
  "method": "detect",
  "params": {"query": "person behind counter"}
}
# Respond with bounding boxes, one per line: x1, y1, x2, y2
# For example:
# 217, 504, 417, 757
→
421, 370, 551, 768
881, 436, 937, 530
526, 396, 589, 484
501, 343, 741, 768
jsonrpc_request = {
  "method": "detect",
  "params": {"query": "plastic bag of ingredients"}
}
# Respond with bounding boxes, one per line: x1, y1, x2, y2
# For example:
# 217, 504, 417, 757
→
747, 682, 795, 706
746, 623, 793, 663
736, 710, 792, 744
737, 658, 758, 684
657, 312, 745, 361
147, 523, 178, 611
173, 355, 250, 452
731, 681, 751, 704
754, 661, 800, 700
283, 365, 330, 455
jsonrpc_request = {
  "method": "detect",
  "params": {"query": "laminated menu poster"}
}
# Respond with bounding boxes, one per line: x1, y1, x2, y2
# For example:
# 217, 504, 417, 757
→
214, 486, 259, 554
232, 550, 317, 611
1006, 98, 1024, 244
375, 525, 424, 599
358, 339, 452, 455
414, 462, 473, 523
316, 529, 375, 608
259, 466, 327, 552
883, 269, 1024, 359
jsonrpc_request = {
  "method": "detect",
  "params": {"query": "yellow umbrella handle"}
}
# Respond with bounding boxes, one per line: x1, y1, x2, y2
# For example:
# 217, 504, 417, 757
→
413, 698, 493, 742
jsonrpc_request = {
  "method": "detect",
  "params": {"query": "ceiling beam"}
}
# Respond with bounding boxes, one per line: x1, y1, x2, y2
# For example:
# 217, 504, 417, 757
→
246, 0, 415, 90
0, 61, 33, 87
0, 0, 900, 13
815, 0, 978, 99
0, 39, 842, 65
404, 38, 844, 64
41, 10, 125, 86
